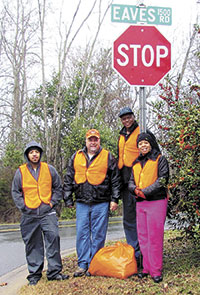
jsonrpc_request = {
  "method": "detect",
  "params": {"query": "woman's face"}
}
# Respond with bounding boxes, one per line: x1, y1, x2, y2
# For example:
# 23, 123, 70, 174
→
138, 140, 151, 155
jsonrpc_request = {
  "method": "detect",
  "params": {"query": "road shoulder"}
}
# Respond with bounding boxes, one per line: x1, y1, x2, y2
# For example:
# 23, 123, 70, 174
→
0, 248, 75, 295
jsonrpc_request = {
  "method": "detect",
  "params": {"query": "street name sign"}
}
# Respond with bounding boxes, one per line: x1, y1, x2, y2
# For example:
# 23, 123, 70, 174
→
111, 4, 172, 26
113, 25, 171, 86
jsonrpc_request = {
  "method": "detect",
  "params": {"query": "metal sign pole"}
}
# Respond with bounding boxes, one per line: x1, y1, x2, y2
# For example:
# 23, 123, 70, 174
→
139, 86, 146, 133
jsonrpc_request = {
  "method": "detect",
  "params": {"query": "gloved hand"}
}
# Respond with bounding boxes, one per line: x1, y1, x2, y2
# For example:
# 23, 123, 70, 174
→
134, 187, 146, 199
137, 190, 146, 199
134, 188, 141, 198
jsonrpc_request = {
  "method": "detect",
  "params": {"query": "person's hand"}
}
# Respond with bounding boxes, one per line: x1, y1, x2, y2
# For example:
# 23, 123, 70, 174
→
110, 201, 118, 211
134, 188, 141, 198
49, 202, 53, 208
64, 202, 74, 208
137, 190, 146, 199
134, 187, 146, 199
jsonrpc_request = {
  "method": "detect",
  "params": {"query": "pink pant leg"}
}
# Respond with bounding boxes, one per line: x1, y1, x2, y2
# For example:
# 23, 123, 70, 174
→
136, 203, 150, 274
137, 199, 167, 277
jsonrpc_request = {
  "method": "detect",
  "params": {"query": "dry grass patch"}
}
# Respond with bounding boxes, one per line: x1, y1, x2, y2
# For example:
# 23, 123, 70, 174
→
20, 231, 200, 295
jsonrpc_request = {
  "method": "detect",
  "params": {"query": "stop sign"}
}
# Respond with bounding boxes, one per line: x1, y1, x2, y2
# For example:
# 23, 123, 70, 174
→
113, 25, 171, 86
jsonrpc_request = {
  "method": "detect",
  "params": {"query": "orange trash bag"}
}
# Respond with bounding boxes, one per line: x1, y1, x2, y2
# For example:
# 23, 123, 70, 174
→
88, 241, 137, 279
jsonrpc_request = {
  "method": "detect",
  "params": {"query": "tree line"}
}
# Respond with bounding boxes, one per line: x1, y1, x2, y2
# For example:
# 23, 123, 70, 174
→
0, 0, 199, 241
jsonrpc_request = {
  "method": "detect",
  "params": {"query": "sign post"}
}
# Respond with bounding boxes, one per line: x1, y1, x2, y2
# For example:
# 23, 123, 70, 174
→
139, 87, 146, 132
112, 25, 171, 132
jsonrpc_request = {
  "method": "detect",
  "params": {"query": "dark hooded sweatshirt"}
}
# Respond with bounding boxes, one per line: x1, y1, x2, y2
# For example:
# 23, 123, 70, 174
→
11, 141, 62, 217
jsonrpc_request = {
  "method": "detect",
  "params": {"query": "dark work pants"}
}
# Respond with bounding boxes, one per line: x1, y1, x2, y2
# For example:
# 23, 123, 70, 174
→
20, 213, 62, 282
122, 186, 140, 258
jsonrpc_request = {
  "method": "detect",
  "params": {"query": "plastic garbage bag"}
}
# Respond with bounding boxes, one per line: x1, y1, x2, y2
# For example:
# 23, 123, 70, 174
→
88, 241, 137, 279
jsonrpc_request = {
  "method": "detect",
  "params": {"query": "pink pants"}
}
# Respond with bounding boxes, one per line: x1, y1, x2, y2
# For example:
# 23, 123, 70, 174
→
136, 199, 168, 277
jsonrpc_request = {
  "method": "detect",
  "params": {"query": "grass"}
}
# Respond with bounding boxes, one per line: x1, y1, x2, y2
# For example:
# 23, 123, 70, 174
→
19, 230, 200, 295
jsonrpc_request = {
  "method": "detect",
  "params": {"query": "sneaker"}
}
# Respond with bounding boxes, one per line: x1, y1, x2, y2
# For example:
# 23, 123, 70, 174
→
48, 273, 69, 281
74, 267, 87, 277
28, 280, 39, 286
85, 271, 91, 277
152, 275, 163, 283
138, 272, 148, 279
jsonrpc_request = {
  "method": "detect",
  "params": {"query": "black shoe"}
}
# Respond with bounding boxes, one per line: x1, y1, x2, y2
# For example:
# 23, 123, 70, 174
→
138, 273, 148, 279
28, 280, 39, 286
152, 276, 163, 283
85, 271, 91, 277
73, 267, 87, 277
48, 273, 69, 281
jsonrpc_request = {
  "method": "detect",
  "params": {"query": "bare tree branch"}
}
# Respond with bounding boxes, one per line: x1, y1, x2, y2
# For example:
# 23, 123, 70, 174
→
177, 24, 198, 89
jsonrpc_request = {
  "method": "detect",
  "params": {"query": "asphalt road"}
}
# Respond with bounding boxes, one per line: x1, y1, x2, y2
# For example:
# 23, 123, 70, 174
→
0, 217, 124, 277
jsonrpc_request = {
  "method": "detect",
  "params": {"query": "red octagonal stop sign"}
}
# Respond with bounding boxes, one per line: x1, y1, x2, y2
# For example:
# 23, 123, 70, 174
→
113, 25, 171, 86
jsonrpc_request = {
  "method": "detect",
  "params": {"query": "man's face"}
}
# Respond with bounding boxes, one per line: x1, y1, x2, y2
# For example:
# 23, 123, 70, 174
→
120, 114, 135, 129
86, 136, 100, 155
28, 149, 40, 165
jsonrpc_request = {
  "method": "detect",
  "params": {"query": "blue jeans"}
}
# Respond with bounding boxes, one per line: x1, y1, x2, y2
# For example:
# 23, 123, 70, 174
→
122, 187, 140, 258
76, 202, 109, 270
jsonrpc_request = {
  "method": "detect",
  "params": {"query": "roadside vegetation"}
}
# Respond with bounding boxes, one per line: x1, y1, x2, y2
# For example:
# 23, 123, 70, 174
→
0, 0, 199, 246
19, 231, 200, 295
0, 5, 199, 294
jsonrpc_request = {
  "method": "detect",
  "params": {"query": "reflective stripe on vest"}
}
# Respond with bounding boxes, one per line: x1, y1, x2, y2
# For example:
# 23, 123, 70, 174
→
74, 149, 109, 185
133, 155, 161, 189
118, 126, 140, 169
19, 162, 52, 209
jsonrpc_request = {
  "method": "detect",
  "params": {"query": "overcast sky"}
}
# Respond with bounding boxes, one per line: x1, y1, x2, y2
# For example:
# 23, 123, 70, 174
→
60, 0, 199, 46
40, 0, 200, 81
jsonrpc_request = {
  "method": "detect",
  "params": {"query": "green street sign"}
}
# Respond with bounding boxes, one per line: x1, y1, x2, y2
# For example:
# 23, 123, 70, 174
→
111, 4, 172, 26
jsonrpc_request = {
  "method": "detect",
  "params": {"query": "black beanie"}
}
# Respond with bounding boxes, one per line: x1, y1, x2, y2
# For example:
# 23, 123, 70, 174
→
137, 132, 155, 148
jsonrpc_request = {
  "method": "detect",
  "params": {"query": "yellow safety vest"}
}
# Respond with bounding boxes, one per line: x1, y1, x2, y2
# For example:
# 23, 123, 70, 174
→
133, 155, 161, 189
118, 126, 140, 169
74, 149, 109, 185
19, 162, 52, 209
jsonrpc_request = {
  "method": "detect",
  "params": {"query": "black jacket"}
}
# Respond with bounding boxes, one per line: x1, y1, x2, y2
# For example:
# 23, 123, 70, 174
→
63, 146, 120, 206
128, 149, 169, 202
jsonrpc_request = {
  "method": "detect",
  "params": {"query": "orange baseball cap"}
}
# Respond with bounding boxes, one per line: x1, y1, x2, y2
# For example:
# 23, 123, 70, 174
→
86, 129, 100, 139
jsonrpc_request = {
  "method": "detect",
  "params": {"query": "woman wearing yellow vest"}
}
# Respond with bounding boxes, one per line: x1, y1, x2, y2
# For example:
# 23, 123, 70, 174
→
12, 141, 69, 285
63, 129, 120, 277
118, 107, 159, 268
128, 133, 169, 284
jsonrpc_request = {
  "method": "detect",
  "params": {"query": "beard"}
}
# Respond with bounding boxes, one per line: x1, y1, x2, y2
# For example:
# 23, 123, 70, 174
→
28, 158, 40, 166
